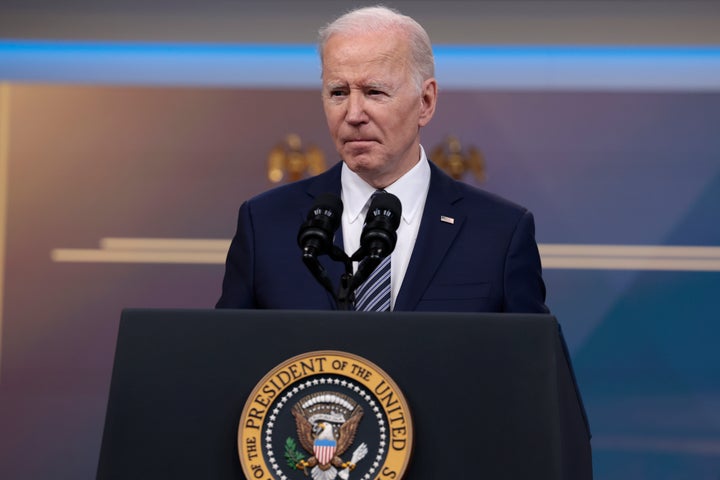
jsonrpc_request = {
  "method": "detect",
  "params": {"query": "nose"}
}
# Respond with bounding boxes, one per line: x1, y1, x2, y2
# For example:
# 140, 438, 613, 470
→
345, 91, 368, 125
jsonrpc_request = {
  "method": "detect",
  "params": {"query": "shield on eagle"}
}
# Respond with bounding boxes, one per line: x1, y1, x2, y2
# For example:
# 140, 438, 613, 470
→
313, 437, 337, 466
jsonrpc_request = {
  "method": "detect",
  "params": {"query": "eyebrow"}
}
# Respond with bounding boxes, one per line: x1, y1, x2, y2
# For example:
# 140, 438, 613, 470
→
324, 80, 394, 91
324, 81, 346, 90
365, 81, 391, 90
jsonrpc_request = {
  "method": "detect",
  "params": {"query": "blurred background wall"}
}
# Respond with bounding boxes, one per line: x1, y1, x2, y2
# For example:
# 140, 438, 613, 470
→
1, 1, 719, 479
3, 0, 720, 44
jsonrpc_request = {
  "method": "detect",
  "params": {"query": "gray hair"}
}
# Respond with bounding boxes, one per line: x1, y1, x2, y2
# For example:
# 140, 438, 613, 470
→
318, 5, 435, 91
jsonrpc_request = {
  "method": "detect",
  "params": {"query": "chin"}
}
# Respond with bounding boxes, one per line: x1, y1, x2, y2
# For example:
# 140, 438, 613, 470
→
344, 155, 382, 174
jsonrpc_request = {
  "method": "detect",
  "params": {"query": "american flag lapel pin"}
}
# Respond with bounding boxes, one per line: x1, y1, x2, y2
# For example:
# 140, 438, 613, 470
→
440, 215, 455, 224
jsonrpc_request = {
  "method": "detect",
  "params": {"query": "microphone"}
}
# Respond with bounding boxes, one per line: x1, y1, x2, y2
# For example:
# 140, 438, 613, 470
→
297, 193, 343, 297
348, 192, 401, 293
297, 193, 343, 258
356, 191, 402, 261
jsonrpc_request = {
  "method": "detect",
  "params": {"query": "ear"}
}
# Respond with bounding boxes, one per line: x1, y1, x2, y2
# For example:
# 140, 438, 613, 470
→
418, 78, 438, 127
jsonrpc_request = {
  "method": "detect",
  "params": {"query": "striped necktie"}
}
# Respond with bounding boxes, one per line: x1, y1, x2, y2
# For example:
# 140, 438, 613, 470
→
354, 255, 391, 312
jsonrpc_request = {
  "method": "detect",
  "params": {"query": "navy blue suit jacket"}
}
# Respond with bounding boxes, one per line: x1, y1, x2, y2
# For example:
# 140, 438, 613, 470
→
217, 161, 548, 313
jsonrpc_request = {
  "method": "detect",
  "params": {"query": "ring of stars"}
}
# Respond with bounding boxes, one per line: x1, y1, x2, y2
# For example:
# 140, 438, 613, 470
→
264, 376, 387, 480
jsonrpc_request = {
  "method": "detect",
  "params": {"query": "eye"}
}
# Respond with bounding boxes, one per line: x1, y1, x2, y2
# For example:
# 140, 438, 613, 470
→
328, 88, 347, 98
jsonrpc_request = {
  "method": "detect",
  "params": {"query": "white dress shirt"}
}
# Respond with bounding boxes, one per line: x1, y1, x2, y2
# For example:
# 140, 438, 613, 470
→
340, 146, 431, 309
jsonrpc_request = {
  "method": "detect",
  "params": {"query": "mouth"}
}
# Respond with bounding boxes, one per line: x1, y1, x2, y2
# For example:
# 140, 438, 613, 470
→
343, 138, 377, 147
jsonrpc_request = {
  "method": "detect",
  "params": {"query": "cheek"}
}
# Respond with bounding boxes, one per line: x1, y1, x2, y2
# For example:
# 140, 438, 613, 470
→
386, 112, 412, 137
323, 107, 342, 131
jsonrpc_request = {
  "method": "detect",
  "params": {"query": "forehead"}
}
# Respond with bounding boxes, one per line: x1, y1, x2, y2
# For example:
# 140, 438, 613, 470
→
321, 32, 411, 84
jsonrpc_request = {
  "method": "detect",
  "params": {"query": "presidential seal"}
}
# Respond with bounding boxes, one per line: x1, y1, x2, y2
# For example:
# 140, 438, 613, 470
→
238, 351, 413, 480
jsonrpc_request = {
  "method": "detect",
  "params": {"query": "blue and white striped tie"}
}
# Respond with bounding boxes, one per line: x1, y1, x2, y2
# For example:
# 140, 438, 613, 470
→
354, 255, 392, 312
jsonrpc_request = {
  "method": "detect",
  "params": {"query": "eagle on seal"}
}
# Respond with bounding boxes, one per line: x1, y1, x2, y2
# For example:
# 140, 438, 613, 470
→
291, 397, 364, 478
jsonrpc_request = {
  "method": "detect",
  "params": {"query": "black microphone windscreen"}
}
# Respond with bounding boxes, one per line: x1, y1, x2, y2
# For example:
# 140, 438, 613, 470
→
310, 193, 343, 228
313, 192, 343, 212
366, 192, 402, 231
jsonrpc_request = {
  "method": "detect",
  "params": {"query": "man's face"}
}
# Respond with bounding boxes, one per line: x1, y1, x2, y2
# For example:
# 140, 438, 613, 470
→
321, 31, 436, 188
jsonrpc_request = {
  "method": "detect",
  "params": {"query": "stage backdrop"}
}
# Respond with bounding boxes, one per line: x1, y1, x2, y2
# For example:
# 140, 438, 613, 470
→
0, 45, 719, 480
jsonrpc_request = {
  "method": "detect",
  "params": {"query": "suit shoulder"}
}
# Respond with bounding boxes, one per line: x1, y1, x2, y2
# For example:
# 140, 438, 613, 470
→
453, 179, 531, 220
430, 161, 530, 219
246, 162, 342, 208
248, 177, 310, 206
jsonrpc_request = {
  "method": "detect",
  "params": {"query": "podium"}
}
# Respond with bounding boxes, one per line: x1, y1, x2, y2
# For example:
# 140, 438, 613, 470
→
97, 309, 591, 479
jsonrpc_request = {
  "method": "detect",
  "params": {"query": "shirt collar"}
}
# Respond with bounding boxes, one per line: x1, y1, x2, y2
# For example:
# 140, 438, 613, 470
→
341, 145, 431, 225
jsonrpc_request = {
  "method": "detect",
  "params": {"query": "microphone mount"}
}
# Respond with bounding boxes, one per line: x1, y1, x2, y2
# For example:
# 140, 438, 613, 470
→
298, 191, 402, 310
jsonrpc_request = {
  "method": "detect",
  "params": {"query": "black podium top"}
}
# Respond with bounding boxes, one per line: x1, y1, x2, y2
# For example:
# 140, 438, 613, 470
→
97, 309, 591, 479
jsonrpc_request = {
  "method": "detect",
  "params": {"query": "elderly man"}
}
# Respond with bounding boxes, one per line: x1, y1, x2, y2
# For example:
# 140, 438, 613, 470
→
217, 6, 548, 313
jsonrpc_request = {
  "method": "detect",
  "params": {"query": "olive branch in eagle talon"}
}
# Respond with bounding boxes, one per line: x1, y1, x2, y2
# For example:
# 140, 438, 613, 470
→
290, 400, 364, 475
284, 437, 307, 471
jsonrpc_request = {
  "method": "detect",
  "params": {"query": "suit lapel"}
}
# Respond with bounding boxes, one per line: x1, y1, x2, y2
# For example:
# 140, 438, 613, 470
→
395, 163, 465, 311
